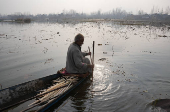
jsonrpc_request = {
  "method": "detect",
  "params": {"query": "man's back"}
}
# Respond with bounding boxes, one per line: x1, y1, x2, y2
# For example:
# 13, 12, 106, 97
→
66, 43, 84, 73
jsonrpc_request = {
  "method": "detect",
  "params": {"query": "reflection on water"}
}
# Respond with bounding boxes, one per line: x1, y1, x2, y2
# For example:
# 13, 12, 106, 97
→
0, 22, 170, 112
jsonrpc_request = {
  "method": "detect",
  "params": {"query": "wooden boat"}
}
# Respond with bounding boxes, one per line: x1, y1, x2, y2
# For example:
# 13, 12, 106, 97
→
0, 69, 91, 112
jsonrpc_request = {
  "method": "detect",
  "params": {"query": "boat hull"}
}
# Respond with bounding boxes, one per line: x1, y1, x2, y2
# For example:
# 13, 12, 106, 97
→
0, 73, 61, 108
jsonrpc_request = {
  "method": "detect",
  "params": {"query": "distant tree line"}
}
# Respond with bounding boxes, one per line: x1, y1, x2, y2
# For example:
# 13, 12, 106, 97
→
0, 7, 170, 22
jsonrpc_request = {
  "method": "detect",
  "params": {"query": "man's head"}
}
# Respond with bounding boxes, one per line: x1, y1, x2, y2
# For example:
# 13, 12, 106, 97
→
74, 33, 84, 46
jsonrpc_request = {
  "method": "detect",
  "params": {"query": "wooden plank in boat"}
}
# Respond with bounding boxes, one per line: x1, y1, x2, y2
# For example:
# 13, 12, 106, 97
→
37, 73, 90, 112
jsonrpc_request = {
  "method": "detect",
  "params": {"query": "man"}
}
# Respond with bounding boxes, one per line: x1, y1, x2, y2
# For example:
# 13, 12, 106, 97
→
66, 33, 94, 74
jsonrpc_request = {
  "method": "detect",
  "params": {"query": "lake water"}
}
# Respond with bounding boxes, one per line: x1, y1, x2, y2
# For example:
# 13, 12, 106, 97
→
0, 21, 170, 112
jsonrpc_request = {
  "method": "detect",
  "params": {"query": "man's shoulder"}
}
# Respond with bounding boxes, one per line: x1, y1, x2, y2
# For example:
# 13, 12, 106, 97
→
69, 43, 79, 49
68, 43, 79, 52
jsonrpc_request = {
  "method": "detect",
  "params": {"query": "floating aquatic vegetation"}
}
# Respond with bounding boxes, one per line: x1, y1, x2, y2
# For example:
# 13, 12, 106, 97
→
117, 64, 123, 68
143, 90, 148, 93
42, 39, 48, 40
9, 51, 15, 53
0, 34, 5, 36
43, 47, 48, 53
158, 35, 168, 37
40, 30, 46, 32
44, 58, 54, 64
125, 79, 131, 82
38, 40, 42, 43
98, 58, 107, 61
66, 38, 71, 42
141, 51, 156, 54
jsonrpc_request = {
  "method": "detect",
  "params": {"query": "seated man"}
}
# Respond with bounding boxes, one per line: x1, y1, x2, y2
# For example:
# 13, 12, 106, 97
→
66, 33, 94, 74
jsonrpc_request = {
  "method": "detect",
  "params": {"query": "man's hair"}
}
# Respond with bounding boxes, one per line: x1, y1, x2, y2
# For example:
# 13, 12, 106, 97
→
74, 33, 84, 42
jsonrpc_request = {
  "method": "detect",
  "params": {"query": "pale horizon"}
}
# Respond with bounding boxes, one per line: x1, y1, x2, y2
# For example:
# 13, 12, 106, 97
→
0, 0, 170, 15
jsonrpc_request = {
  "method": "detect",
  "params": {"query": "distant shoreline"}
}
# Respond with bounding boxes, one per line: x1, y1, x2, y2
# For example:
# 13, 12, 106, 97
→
1, 18, 170, 26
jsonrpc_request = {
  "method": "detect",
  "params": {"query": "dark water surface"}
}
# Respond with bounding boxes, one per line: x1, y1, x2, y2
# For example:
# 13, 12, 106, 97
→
0, 22, 170, 112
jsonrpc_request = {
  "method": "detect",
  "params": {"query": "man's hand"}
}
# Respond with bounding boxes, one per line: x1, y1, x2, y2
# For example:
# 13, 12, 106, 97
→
87, 52, 91, 56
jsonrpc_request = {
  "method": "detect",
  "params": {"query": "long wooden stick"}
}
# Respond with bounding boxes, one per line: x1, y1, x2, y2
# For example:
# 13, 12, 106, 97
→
36, 82, 73, 112
93, 41, 95, 64
92, 41, 95, 79
21, 83, 73, 112
88, 46, 93, 65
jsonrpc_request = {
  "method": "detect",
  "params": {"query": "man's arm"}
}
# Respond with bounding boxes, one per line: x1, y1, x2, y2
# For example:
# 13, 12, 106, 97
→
82, 52, 91, 57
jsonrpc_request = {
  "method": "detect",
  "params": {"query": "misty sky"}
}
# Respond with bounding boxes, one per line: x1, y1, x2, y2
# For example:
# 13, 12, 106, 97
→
0, 0, 170, 15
